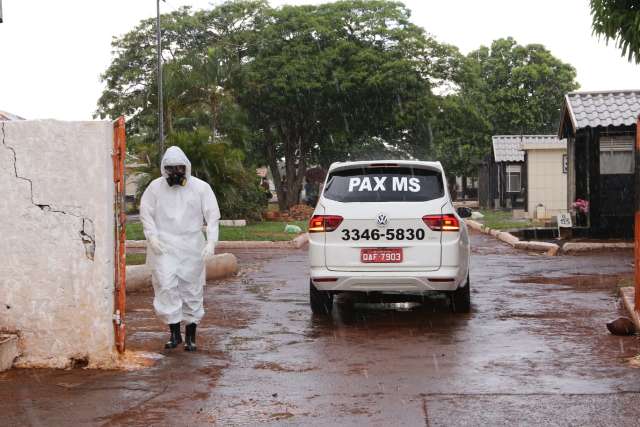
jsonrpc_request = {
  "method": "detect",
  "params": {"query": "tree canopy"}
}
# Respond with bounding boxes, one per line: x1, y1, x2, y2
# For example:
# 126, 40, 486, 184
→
466, 38, 579, 135
233, 0, 454, 207
97, 1, 580, 211
429, 38, 578, 184
591, 0, 640, 63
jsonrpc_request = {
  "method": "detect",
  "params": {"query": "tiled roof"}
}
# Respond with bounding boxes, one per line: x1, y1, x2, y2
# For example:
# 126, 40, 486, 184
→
560, 90, 640, 135
492, 135, 562, 162
0, 110, 25, 121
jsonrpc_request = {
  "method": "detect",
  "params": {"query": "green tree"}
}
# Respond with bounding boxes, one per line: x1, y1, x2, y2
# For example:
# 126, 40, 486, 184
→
432, 94, 491, 191
466, 38, 579, 135
429, 38, 578, 194
235, 0, 450, 209
136, 128, 266, 220
97, 1, 269, 217
97, 2, 268, 145
591, 0, 640, 63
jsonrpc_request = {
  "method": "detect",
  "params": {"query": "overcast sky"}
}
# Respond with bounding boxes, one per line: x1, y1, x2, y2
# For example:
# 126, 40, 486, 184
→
1, 0, 638, 120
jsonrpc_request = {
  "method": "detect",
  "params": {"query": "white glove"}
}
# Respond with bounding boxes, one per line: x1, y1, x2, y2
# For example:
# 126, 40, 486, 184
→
201, 240, 215, 258
147, 236, 167, 255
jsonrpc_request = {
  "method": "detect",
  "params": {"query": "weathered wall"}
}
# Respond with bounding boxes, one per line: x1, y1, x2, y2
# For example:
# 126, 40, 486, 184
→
0, 120, 115, 368
526, 148, 568, 219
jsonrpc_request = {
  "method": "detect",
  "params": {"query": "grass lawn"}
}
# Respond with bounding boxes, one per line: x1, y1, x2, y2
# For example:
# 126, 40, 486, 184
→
126, 220, 308, 242
477, 210, 533, 231
219, 220, 308, 241
127, 222, 145, 240
126, 253, 146, 266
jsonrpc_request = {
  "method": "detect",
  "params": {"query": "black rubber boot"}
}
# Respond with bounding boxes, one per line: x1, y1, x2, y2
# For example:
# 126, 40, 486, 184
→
164, 322, 182, 349
184, 323, 197, 352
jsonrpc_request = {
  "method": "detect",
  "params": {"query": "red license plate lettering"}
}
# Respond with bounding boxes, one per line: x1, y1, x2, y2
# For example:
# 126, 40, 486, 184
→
360, 248, 403, 263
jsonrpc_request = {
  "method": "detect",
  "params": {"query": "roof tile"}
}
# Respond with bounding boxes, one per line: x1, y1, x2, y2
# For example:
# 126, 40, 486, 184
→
492, 135, 563, 162
567, 90, 640, 129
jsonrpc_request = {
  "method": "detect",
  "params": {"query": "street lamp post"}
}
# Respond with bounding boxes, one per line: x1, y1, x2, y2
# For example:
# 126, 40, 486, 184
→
156, 0, 164, 158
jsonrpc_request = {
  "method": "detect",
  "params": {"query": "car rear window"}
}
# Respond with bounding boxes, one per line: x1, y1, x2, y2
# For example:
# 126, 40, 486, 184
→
322, 166, 444, 202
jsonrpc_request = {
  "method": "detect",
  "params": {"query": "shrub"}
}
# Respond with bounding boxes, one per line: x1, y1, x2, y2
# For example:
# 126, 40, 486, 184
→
135, 128, 266, 221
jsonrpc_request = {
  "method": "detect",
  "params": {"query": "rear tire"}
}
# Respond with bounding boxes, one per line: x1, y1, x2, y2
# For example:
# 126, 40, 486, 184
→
450, 277, 471, 313
310, 281, 333, 315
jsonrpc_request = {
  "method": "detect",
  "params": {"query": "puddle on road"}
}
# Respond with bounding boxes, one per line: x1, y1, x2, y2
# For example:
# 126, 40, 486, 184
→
253, 361, 316, 373
510, 273, 631, 290
305, 294, 470, 342
202, 398, 306, 425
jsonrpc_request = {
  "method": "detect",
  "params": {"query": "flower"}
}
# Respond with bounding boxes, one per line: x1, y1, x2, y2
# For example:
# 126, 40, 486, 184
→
571, 198, 589, 214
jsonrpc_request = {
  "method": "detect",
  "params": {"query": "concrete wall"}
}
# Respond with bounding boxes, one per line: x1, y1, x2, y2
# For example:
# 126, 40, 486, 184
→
526, 148, 568, 219
0, 120, 115, 368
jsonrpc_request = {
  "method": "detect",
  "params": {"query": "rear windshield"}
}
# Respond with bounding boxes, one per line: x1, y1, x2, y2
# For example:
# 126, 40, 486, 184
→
322, 166, 444, 202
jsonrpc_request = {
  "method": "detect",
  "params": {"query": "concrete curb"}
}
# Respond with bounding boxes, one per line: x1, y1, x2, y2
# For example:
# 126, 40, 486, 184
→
126, 253, 239, 293
126, 233, 309, 251
466, 219, 633, 255
126, 240, 146, 249
0, 334, 20, 372
514, 241, 560, 252
464, 219, 560, 256
619, 287, 640, 333
464, 219, 484, 232
497, 231, 520, 246
216, 233, 309, 250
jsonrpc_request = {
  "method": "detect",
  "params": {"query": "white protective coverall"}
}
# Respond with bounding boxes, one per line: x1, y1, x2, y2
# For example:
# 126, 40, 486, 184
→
140, 146, 221, 325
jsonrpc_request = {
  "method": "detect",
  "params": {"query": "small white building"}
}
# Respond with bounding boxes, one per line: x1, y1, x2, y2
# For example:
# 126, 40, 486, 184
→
486, 135, 567, 219
523, 138, 567, 219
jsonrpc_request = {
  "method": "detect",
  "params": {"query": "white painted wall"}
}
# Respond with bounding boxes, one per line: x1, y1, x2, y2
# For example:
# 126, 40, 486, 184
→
526, 148, 568, 219
0, 120, 115, 368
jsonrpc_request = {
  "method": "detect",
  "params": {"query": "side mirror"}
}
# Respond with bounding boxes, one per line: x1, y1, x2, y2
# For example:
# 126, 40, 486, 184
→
456, 207, 473, 218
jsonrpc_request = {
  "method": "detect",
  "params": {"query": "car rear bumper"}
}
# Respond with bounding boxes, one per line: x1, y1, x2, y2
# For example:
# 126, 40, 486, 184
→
310, 266, 466, 293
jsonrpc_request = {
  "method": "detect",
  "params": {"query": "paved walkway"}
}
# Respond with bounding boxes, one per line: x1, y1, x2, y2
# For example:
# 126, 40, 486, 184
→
2, 232, 639, 426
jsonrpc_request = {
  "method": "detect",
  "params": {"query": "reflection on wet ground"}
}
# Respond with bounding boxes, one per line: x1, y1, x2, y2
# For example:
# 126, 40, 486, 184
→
2, 231, 640, 425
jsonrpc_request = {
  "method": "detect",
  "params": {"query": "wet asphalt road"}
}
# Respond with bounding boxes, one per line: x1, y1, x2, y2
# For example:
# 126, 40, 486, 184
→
2, 231, 640, 426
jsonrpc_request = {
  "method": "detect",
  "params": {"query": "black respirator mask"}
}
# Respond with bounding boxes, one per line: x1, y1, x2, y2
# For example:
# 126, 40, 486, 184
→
165, 165, 187, 187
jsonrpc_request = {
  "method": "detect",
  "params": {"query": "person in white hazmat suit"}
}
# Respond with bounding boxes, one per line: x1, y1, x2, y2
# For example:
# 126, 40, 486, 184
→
140, 146, 220, 351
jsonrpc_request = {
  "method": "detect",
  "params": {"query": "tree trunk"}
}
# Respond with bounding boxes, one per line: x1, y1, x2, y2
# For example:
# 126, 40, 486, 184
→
210, 93, 219, 140
286, 157, 306, 208
461, 176, 468, 200
264, 130, 286, 211
448, 175, 457, 201
284, 145, 304, 209
266, 125, 309, 211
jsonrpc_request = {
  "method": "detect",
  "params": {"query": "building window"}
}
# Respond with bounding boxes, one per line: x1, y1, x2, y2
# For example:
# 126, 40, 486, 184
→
506, 164, 521, 193
600, 135, 634, 175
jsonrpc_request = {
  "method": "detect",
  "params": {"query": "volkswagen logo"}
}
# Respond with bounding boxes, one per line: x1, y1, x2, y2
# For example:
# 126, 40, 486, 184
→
376, 213, 389, 227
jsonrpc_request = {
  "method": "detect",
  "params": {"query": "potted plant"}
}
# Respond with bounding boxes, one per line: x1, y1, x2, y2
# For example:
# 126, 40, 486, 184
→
571, 199, 589, 227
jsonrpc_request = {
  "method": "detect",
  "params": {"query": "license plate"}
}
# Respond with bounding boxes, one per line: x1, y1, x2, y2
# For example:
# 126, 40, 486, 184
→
360, 248, 403, 263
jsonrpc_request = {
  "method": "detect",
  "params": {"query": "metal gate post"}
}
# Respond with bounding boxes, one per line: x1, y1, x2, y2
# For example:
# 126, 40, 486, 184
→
113, 117, 127, 353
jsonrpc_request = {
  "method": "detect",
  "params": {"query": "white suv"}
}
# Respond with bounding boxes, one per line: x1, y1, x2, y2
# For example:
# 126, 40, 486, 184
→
308, 160, 472, 314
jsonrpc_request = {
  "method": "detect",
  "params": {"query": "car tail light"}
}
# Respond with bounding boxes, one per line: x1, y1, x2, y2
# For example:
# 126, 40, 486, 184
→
308, 215, 343, 232
367, 163, 398, 168
422, 214, 460, 231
